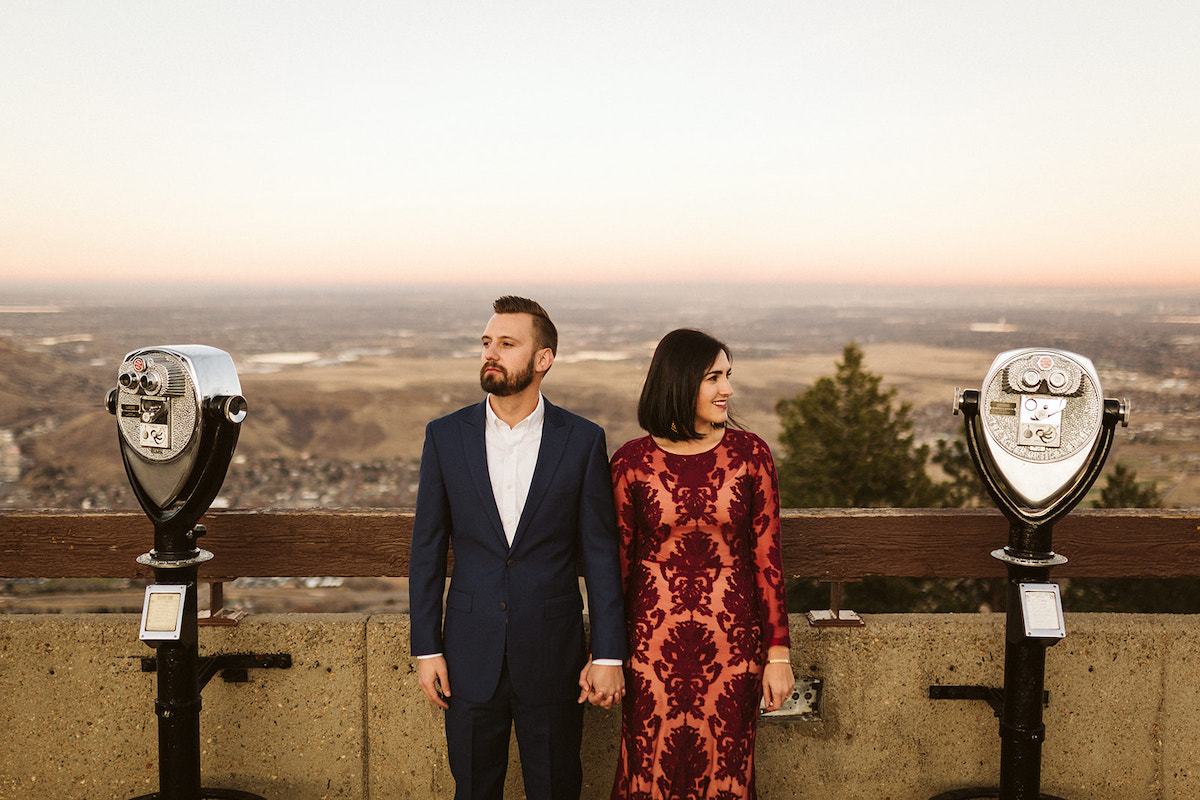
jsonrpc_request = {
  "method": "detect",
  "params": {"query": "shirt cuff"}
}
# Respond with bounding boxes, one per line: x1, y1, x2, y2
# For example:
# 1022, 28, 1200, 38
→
417, 653, 443, 659
591, 658, 623, 667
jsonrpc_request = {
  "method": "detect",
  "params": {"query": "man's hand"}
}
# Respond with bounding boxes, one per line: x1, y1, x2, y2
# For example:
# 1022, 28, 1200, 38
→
578, 661, 624, 708
418, 655, 451, 710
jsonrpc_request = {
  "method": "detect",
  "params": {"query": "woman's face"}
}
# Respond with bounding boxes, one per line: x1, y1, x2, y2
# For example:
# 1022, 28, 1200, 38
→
694, 350, 733, 432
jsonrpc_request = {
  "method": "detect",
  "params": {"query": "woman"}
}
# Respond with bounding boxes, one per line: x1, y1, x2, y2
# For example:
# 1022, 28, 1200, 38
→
610, 328, 793, 800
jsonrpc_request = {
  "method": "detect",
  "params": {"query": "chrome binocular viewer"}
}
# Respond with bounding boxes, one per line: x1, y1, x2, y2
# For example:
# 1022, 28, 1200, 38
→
106, 345, 246, 543
955, 347, 1128, 528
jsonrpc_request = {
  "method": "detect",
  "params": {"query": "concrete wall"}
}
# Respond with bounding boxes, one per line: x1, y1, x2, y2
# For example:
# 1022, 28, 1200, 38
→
1, 612, 1197, 800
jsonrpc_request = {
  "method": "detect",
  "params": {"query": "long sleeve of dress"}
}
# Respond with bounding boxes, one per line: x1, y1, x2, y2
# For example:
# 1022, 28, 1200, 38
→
610, 449, 639, 601
749, 439, 790, 650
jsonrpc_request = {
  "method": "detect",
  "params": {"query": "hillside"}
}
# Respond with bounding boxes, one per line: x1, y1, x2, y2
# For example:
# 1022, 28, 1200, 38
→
1, 329, 1196, 509
1, 343, 999, 509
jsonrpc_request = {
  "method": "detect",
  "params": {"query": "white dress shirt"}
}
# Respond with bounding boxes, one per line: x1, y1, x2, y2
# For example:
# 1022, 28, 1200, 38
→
485, 392, 544, 547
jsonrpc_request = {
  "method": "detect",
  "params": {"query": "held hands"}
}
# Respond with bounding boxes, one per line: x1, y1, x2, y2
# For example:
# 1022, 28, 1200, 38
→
418, 655, 451, 710
761, 646, 796, 712
420, 655, 623, 710
577, 659, 625, 708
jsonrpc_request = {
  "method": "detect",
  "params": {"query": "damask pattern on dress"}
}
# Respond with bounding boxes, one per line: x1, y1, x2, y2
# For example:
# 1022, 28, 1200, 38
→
610, 429, 789, 800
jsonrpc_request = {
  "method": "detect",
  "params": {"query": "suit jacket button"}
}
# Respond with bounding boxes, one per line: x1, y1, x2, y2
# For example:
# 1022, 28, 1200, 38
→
498, 601, 507, 611
506, 558, 516, 568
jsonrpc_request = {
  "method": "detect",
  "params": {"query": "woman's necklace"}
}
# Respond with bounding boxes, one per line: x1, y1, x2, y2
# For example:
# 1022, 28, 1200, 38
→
654, 425, 725, 456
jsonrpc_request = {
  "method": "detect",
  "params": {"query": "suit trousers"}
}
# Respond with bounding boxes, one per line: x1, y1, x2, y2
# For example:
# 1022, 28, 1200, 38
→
445, 657, 585, 800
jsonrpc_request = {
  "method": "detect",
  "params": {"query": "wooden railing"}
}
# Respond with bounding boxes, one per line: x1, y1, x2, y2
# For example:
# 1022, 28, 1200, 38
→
2, 508, 1198, 581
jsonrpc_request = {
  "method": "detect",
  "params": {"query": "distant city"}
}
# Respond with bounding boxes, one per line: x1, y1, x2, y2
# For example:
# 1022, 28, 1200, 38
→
4, 280, 1200, 361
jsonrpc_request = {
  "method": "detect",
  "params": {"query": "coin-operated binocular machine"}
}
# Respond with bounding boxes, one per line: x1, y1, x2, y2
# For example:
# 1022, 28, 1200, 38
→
107, 345, 286, 800
937, 349, 1128, 800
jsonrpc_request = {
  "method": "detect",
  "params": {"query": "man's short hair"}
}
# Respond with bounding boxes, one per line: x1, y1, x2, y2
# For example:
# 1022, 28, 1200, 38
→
493, 295, 558, 356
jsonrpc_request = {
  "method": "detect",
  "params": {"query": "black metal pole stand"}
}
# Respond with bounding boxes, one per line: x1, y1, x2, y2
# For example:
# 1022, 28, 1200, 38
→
131, 523, 279, 800
994, 522, 1063, 800
134, 522, 211, 800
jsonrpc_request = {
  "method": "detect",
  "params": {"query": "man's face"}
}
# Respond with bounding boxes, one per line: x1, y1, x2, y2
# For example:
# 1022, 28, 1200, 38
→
479, 313, 544, 396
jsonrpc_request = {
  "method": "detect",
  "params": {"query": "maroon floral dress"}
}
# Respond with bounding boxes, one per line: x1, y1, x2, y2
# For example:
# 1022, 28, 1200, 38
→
609, 429, 790, 800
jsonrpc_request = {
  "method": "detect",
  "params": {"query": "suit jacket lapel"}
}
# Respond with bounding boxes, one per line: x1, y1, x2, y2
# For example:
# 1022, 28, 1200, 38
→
462, 399, 507, 546
511, 400, 568, 550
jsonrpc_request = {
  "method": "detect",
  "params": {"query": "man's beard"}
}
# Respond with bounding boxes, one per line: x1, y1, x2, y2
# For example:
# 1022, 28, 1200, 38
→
480, 356, 535, 397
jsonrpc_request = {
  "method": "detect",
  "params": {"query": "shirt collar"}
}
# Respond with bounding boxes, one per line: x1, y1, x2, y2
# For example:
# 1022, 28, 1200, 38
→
485, 392, 545, 432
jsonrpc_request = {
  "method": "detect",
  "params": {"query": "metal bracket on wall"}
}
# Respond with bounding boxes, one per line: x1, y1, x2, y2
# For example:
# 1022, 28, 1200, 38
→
142, 652, 292, 688
929, 684, 1049, 716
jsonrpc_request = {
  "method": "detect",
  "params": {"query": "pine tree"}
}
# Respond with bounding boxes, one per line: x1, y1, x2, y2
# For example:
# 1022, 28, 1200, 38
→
1064, 463, 1192, 612
776, 343, 993, 612
1092, 462, 1164, 509
775, 342, 942, 508
931, 436, 988, 508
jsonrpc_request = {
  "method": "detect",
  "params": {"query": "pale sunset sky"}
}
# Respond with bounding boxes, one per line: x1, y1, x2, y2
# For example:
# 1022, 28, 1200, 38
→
3, 2, 1198, 289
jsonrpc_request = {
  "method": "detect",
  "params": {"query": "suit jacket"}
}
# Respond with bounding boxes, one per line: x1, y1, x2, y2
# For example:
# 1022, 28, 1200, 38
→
408, 397, 626, 706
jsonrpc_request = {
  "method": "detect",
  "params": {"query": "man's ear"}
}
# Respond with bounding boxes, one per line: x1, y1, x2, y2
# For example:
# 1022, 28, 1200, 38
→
536, 348, 555, 374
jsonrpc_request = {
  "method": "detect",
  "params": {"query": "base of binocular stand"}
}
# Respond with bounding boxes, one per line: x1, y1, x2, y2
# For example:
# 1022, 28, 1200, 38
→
928, 790, 1066, 800
130, 790, 267, 800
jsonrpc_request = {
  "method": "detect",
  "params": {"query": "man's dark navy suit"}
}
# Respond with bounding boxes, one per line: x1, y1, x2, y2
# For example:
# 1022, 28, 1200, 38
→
408, 397, 625, 799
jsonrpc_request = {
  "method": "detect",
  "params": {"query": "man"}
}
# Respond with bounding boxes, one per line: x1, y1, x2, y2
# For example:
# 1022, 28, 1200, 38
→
409, 295, 626, 800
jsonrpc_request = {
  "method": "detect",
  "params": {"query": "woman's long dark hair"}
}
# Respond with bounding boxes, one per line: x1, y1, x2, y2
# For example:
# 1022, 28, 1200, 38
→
637, 328, 734, 442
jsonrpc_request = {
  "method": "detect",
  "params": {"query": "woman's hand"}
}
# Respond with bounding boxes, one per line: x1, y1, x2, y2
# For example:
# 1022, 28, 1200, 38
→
761, 646, 795, 712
